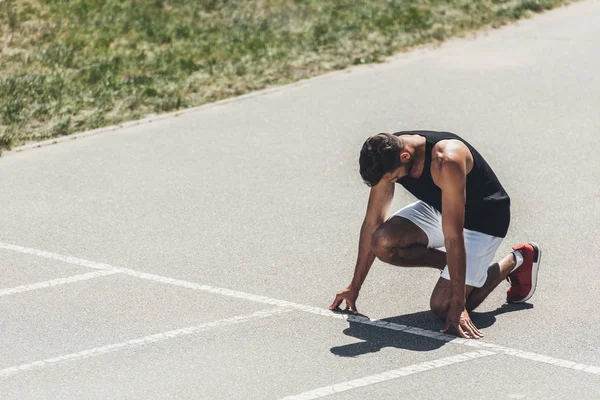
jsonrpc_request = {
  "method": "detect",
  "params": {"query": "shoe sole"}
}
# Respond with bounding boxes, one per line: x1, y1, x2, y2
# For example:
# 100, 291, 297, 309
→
512, 242, 541, 303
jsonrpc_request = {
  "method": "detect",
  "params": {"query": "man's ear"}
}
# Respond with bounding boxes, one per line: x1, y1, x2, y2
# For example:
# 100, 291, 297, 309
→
399, 151, 411, 163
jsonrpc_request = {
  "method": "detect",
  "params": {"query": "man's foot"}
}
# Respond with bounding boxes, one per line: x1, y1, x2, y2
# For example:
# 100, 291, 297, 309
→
506, 242, 542, 303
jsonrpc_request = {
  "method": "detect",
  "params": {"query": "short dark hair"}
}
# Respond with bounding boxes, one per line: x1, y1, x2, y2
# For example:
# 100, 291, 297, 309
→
359, 133, 404, 187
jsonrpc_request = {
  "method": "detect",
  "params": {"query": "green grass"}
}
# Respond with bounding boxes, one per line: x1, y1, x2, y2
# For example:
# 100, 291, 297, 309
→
0, 0, 573, 153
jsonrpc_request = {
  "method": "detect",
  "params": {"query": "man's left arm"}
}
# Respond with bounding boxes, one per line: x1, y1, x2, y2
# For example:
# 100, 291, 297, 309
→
434, 156, 482, 339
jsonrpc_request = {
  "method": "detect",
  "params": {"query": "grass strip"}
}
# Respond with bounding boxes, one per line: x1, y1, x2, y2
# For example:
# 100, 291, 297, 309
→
0, 0, 573, 153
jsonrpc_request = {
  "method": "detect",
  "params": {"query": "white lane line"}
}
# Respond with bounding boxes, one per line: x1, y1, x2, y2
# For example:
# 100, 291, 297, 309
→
281, 350, 497, 400
0, 307, 289, 378
2, 241, 599, 376
0, 270, 120, 297
0, 243, 116, 271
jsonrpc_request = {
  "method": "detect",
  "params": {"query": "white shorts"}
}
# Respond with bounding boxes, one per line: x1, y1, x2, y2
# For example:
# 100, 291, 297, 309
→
393, 201, 503, 288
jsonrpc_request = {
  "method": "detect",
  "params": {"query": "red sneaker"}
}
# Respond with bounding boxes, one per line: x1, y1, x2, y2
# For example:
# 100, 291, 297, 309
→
506, 242, 542, 303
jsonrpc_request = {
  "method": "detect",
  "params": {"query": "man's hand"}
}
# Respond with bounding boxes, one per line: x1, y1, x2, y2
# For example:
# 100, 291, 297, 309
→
441, 300, 482, 339
329, 285, 359, 313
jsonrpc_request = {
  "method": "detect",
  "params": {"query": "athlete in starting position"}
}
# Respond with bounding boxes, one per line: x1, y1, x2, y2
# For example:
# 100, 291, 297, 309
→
329, 130, 541, 339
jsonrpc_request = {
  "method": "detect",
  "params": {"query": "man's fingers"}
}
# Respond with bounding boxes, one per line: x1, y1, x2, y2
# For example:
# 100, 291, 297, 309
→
467, 325, 481, 339
329, 294, 343, 310
441, 321, 474, 339
465, 319, 482, 338
343, 299, 357, 313
456, 324, 470, 339
329, 293, 359, 313
461, 321, 481, 339
468, 321, 483, 337
348, 300, 358, 313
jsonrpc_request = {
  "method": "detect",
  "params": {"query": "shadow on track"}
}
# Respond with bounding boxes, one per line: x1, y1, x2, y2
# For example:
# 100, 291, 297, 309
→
330, 303, 533, 357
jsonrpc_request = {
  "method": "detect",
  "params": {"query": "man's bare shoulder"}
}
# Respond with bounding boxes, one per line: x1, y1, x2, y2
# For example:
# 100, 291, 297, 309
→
431, 139, 473, 175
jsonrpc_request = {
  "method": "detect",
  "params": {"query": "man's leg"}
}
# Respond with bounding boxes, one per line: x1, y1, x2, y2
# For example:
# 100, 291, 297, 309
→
430, 230, 505, 320
467, 242, 541, 310
372, 201, 447, 269
429, 278, 476, 319
371, 216, 446, 270
465, 252, 516, 311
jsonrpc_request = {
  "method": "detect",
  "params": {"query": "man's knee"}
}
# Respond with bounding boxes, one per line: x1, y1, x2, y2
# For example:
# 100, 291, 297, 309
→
430, 296, 449, 320
371, 228, 390, 261
372, 228, 404, 263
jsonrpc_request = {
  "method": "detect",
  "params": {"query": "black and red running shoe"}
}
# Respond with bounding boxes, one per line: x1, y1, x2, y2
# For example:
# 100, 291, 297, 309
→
507, 242, 542, 303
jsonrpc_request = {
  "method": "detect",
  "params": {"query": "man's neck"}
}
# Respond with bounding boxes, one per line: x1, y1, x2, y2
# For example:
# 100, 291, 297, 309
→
399, 135, 427, 179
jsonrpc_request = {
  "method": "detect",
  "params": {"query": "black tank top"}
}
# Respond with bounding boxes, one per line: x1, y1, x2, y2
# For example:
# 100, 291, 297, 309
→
394, 130, 510, 238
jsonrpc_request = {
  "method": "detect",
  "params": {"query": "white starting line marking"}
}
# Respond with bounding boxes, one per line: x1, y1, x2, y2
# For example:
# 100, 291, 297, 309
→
1, 241, 600, 376
0, 243, 117, 272
281, 350, 497, 400
0, 307, 289, 378
0, 270, 120, 297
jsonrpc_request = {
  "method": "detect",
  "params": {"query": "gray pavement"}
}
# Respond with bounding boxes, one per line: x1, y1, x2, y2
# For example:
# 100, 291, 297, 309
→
1, 1, 600, 398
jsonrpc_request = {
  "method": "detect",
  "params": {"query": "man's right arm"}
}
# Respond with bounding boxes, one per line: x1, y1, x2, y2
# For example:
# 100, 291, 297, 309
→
329, 180, 395, 312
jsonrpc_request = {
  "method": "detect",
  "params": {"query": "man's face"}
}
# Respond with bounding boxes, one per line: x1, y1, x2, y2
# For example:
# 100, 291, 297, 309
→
385, 151, 413, 182
385, 163, 412, 183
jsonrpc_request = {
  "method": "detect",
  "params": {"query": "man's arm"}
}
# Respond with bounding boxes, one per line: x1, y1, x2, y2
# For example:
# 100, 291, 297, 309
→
437, 159, 467, 303
432, 142, 481, 338
329, 179, 395, 312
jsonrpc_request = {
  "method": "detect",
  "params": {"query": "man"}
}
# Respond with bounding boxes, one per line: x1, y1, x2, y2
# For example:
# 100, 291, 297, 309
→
329, 130, 541, 339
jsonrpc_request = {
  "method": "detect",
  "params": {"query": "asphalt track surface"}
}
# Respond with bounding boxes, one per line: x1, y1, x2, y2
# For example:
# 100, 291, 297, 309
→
1, 1, 600, 398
